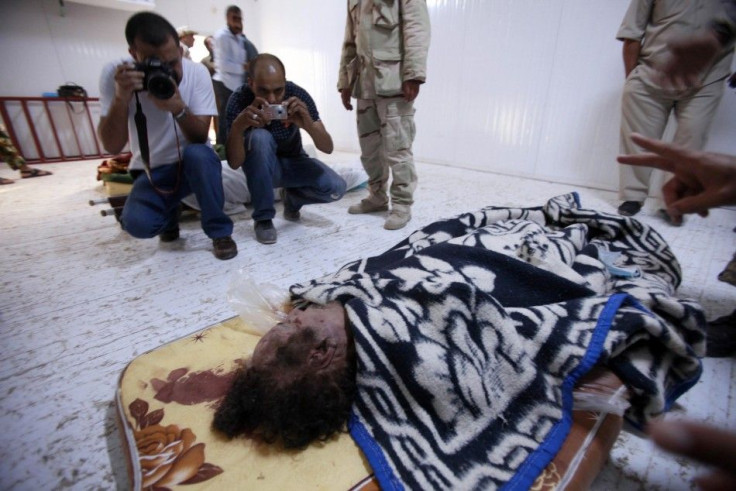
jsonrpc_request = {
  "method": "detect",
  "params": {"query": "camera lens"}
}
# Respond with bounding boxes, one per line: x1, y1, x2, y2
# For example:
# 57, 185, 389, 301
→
147, 73, 176, 99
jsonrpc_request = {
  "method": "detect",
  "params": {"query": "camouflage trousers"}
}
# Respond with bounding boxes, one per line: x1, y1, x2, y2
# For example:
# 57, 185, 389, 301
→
356, 97, 417, 206
0, 125, 25, 170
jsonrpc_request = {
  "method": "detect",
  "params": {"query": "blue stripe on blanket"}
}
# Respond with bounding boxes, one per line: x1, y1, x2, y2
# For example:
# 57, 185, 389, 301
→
504, 292, 633, 490
352, 292, 650, 490
350, 414, 405, 491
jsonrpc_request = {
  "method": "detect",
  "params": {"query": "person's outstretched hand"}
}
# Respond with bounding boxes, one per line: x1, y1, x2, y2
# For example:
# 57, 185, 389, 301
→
617, 133, 736, 222
648, 419, 736, 491
655, 31, 722, 91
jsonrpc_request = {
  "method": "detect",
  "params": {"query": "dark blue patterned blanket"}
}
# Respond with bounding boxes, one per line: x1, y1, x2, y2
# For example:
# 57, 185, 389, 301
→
290, 194, 705, 490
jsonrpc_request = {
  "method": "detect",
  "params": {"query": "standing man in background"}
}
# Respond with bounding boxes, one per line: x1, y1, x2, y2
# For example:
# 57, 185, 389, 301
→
201, 35, 216, 76
338, 0, 430, 230
616, 0, 734, 221
213, 5, 258, 146
177, 26, 196, 60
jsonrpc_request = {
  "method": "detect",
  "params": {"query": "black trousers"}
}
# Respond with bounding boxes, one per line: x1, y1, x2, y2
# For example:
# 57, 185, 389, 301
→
213, 80, 233, 146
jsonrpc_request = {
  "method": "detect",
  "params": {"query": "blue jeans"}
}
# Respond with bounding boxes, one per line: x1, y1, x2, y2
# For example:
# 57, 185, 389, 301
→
121, 143, 233, 239
242, 129, 347, 222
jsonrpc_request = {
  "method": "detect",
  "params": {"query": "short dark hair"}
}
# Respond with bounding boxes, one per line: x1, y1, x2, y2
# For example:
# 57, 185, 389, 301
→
248, 53, 286, 79
124, 12, 178, 47
213, 328, 357, 449
226, 5, 241, 16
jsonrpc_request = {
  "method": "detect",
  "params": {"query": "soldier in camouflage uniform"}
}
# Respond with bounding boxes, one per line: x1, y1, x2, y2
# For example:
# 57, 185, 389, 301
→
0, 124, 52, 184
338, 0, 430, 230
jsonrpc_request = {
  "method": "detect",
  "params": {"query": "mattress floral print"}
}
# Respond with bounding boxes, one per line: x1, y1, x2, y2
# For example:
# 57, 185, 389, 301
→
128, 398, 222, 488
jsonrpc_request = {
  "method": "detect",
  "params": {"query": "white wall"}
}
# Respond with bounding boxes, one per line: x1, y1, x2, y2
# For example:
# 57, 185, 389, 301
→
0, 0, 260, 99
256, 0, 736, 192
1, 0, 734, 191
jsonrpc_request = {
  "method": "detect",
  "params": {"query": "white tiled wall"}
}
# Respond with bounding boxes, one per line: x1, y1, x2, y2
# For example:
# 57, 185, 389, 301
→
1, 0, 734, 191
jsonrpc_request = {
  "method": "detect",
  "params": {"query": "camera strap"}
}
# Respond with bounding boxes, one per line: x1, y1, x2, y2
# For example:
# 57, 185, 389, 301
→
133, 92, 181, 196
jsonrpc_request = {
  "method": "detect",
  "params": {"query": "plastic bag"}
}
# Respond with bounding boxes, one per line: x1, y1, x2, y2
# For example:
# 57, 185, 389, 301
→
227, 267, 289, 335
573, 383, 630, 416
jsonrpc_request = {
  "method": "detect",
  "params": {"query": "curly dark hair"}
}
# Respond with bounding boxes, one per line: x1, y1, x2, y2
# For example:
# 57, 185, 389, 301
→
212, 327, 357, 449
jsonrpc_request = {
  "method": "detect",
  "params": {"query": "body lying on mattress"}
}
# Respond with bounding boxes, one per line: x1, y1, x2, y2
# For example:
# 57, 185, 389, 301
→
213, 193, 705, 490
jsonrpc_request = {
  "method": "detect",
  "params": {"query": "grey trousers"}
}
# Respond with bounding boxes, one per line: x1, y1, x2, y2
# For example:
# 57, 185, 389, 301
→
619, 67, 725, 202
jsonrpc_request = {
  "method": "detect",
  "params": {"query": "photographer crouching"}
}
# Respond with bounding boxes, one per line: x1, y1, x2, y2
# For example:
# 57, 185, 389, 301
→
225, 54, 346, 245
98, 12, 237, 260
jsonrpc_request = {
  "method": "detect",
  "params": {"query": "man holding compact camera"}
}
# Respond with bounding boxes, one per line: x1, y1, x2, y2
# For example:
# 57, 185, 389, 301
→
225, 53, 346, 245
98, 12, 237, 260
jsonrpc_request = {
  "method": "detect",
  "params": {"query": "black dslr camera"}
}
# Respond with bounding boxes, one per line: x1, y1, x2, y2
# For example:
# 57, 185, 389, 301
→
135, 57, 177, 100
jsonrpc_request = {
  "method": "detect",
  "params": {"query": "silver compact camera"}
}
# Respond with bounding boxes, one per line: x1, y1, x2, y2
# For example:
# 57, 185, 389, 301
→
267, 104, 288, 120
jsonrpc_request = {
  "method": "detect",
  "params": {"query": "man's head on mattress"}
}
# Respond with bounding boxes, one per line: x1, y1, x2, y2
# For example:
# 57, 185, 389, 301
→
213, 301, 357, 449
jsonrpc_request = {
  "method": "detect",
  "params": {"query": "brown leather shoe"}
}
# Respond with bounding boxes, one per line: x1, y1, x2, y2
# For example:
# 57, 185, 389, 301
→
213, 236, 238, 260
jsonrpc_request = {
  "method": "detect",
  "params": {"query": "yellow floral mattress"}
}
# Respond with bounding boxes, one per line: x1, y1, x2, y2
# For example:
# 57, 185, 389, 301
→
115, 316, 623, 490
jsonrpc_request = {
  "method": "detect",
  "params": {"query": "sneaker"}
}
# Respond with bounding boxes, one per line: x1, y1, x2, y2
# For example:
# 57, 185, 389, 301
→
384, 205, 411, 230
617, 201, 642, 217
280, 189, 301, 222
213, 236, 237, 260
705, 310, 736, 358
159, 227, 180, 242
656, 208, 683, 226
254, 220, 277, 244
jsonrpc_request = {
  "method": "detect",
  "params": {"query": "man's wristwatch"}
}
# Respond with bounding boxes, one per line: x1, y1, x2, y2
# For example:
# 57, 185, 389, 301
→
174, 106, 188, 121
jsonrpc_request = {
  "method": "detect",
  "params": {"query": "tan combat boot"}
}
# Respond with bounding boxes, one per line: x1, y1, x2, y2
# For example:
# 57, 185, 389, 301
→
384, 204, 411, 230
348, 197, 389, 214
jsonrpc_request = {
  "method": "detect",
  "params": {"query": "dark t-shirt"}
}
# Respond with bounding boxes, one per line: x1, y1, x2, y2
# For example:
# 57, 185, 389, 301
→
225, 81, 320, 156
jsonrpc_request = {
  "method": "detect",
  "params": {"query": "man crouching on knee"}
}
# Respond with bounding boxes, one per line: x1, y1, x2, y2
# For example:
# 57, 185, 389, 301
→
98, 12, 237, 260
225, 53, 346, 245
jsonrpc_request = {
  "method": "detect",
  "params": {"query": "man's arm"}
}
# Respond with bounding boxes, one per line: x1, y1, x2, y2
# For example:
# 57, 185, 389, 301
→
616, 0, 651, 78
148, 90, 211, 144
172, 61, 218, 144
172, 108, 211, 144
303, 121, 333, 155
337, 3, 357, 93
226, 95, 270, 169
245, 38, 258, 63
98, 63, 140, 154
283, 96, 333, 154
622, 39, 641, 77
226, 119, 247, 169
400, 0, 431, 86
98, 100, 130, 155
